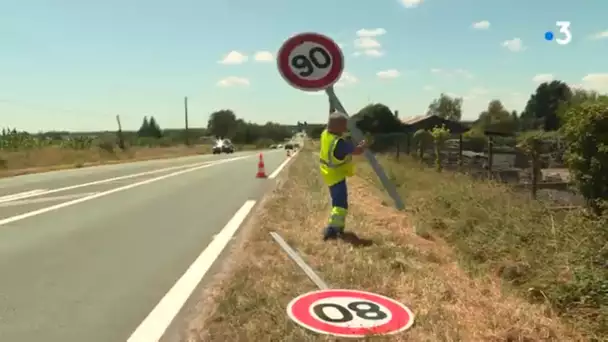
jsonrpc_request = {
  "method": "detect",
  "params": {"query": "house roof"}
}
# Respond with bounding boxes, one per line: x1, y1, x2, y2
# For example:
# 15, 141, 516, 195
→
399, 114, 470, 134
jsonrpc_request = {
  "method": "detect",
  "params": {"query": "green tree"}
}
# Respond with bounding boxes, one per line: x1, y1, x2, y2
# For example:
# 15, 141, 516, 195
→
520, 80, 572, 131
476, 100, 517, 134
431, 125, 450, 171
354, 103, 402, 134
426, 93, 463, 121
208, 109, 238, 138
148, 116, 162, 138
137, 116, 151, 137
562, 100, 608, 214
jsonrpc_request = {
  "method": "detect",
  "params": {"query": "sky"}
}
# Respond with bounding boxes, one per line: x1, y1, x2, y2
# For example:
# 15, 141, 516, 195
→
1, 0, 607, 132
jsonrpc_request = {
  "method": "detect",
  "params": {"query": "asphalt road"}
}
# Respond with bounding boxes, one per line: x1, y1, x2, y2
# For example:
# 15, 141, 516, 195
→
0, 149, 290, 342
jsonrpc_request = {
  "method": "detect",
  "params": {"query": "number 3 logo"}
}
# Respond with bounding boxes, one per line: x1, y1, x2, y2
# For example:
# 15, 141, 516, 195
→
313, 301, 388, 323
555, 21, 572, 45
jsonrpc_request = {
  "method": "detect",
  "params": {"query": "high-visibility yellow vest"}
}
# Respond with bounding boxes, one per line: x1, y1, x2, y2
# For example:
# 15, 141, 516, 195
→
319, 129, 355, 186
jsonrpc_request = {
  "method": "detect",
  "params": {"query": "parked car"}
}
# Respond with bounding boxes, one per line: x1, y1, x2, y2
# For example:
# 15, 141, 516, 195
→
269, 144, 277, 149
212, 139, 234, 154
284, 143, 294, 150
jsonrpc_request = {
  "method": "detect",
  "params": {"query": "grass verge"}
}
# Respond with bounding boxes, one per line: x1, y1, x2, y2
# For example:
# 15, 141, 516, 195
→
0, 144, 256, 178
186, 145, 589, 341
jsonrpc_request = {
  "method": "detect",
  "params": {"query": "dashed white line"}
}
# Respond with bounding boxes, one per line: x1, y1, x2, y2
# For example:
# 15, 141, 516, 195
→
0, 189, 47, 203
0, 155, 250, 227
127, 199, 257, 342
0, 192, 98, 207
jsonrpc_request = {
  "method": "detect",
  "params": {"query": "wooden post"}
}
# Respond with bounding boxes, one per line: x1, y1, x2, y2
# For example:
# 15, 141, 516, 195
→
115, 115, 126, 150
458, 134, 463, 169
487, 135, 493, 179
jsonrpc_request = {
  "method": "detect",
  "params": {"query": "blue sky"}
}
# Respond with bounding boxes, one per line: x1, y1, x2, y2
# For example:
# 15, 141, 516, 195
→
1, 0, 607, 132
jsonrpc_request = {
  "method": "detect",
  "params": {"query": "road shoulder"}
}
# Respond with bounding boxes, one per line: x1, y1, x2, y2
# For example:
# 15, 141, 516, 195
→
182, 148, 584, 341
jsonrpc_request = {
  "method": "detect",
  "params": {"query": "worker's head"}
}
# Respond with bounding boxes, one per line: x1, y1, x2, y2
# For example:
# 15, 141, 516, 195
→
327, 111, 348, 135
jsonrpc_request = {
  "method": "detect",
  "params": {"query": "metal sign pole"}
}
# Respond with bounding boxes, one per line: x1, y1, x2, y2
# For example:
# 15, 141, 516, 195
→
325, 86, 405, 210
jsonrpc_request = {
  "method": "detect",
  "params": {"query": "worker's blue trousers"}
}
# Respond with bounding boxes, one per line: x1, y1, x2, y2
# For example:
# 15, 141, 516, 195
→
328, 180, 348, 230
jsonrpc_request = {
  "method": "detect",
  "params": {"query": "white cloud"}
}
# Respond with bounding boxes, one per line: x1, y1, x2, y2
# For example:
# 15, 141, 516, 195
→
430, 68, 442, 74
356, 28, 387, 37
353, 36, 384, 57
502, 38, 525, 52
253, 51, 273, 62
334, 72, 358, 87
377, 69, 400, 78
217, 76, 250, 87
581, 73, 608, 92
454, 68, 474, 79
363, 49, 384, 57
218, 51, 248, 64
472, 20, 490, 30
590, 30, 608, 40
423, 85, 434, 91
399, 0, 423, 8
354, 37, 381, 49
532, 74, 554, 83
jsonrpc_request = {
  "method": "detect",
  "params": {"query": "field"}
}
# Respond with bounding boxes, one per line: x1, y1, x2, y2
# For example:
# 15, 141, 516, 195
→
0, 131, 255, 178
185, 143, 607, 341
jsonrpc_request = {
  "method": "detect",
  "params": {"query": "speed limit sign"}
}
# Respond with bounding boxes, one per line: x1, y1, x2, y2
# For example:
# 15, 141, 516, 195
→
287, 289, 414, 338
277, 32, 344, 91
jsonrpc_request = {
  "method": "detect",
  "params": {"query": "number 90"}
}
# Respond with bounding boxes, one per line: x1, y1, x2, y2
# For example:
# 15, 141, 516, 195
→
290, 47, 332, 77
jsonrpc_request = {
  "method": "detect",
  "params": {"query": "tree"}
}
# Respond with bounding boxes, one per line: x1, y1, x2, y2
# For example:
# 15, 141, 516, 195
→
562, 99, 608, 214
476, 100, 517, 134
517, 131, 548, 199
557, 88, 608, 122
520, 80, 572, 131
207, 109, 238, 138
426, 93, 463, 121
430, 125, 450, 171
148, 116, 162, 138
137, 117, 150, 137
355, 103, 402, 134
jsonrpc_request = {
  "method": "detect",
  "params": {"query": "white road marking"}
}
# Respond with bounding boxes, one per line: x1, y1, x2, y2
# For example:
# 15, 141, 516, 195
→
127, 199, 257, 342
0, 192, 98, 207
0, 189, 47, 204
0, 158, 240, 203
268, 150, 299, 179
0, 155, 250, 227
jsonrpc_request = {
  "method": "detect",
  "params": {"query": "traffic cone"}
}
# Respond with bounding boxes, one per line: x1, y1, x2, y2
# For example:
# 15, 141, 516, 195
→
256, 153, 267, 178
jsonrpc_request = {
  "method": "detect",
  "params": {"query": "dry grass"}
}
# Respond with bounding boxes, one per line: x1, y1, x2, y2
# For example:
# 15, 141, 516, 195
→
0, 144, 255, 178
186, 144, 590, 341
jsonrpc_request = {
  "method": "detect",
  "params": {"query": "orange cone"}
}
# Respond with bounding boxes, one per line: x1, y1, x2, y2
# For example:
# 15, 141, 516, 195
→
256, 153, 267, 178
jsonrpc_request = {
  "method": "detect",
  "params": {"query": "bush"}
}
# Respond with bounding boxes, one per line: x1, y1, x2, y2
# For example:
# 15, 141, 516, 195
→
562, 100, 608, 214
363, 156, 608, 338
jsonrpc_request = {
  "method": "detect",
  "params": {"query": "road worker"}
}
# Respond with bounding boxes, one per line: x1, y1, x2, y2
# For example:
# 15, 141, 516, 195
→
319, 111, 367, 240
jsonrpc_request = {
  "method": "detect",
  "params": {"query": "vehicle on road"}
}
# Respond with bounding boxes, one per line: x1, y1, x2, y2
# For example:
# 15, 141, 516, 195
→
277, 144, 284, 149
212, 139, 235, 154
270, 144, 277, 149
284, 143, 294, 150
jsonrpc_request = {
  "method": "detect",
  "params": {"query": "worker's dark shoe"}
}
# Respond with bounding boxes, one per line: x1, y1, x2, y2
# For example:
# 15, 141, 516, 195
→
323, 226, 341, 241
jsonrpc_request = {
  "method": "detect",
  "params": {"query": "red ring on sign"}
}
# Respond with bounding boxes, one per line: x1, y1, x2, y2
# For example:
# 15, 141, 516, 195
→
277, 33, 344, 91
287, 289, 414, 337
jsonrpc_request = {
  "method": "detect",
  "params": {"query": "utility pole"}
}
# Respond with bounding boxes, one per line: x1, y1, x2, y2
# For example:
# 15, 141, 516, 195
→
184, 96, 190, 145
115, 115, 126, 150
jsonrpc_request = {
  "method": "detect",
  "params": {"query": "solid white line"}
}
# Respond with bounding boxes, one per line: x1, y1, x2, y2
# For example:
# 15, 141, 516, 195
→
127, 200, 257, 342
0, 155, 250, 227
268, 150, 299, 179
0, 192, 98, 207
0, 189, 47, 203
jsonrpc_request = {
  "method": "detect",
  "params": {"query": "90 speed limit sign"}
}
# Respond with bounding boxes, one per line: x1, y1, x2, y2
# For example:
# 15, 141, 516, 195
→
287, 289, 414, 338
277, 32, 344, 91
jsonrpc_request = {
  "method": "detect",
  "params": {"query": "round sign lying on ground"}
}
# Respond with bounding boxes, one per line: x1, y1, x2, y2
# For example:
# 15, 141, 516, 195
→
276, 32, 344, 91
287, 289, 414, 338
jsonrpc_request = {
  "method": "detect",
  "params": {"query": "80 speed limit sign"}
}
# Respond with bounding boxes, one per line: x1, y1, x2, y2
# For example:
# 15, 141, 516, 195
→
287, 289, 414, 338
277, 32, 344, 91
